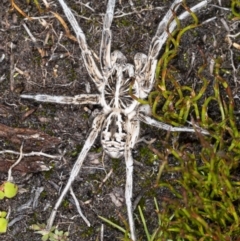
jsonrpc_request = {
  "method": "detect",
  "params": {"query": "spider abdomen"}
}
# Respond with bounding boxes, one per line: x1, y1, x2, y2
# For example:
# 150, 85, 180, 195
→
101, 112, 127, 158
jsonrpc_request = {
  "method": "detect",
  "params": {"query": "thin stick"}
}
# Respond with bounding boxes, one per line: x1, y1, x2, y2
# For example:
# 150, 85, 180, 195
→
70, 187, 90, 227
0, 150, 61, 159
99, 168, 113, 189
10, 48, 15, 92
8, 143, 24, 182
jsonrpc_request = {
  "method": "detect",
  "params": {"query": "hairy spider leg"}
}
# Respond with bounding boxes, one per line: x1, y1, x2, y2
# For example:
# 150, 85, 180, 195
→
143, 0, 209, 95
46, 113, 105, 231
57, 0, 103, 90
100, 0, 115, 75
124, 117, 140, 241
137, 112, 209, 135
20, 94, 101, 105
142, 0, 182, 96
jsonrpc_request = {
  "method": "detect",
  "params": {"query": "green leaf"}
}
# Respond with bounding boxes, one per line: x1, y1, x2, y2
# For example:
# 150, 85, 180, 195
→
0, 218, 8, 233
0, 191, 4, 200
3, 182, 18, 198
42, 233, 49, 241
30, 224, 42, 231
0, 211, 7, 218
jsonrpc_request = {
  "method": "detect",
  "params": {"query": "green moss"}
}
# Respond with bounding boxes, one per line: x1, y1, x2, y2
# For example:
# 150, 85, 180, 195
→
183, 52, 189, 67
62, 200, 70, 208
70, 144, 83, 157
190, 29, 198, 37
64, 60, 78, 82
80, 226, 95, 238
111, 158, 121, 171
139, 146, 158, 166
115, 18, 131, 28
43, 166, 55, 180
82, 113, 89, 120
33, 54, 42, 67
40, 190, 48, 199
91, 146, 102, 153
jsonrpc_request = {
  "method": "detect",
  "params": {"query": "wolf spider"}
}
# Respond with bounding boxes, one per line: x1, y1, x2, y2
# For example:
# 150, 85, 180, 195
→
21, 0, 209, 240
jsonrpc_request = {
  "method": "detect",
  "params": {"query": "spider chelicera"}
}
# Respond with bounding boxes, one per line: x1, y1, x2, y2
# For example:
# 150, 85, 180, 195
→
21, 0, 209, 239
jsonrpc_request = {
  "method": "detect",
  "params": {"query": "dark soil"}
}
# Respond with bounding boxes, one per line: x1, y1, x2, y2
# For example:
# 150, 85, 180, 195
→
0, 0, 239, 241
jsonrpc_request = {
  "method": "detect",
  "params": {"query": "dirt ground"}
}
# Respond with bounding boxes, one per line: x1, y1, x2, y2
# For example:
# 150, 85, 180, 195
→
0, 0, 239, 240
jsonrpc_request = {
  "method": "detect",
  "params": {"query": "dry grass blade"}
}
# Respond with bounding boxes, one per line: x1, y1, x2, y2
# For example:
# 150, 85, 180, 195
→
51, 11, 77, 42
10, 0, 32, 20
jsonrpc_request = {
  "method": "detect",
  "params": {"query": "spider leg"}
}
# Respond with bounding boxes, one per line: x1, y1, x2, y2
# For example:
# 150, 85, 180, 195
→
141, 0, 182, 94
143, 0, 209, 94
138, 112, 209, 135
100, 0, 116, 74
124, 118, 140, 241
134, 53, 147, 75
46, 113, 105, 231
57, 0, 104, 90
134, 53, 148, 99
20, 94, 101, 105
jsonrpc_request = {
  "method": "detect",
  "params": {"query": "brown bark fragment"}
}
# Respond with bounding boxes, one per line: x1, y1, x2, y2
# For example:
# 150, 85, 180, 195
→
0, 123, 61, 152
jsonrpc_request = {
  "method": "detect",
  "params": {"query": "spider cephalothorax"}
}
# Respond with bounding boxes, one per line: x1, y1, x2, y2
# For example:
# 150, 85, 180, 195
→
102, 51, 139, 113
20, 0, 210, 240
